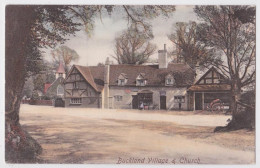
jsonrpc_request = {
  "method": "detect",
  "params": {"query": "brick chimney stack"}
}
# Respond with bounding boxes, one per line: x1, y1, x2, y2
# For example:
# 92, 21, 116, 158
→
158, 44, 168, 69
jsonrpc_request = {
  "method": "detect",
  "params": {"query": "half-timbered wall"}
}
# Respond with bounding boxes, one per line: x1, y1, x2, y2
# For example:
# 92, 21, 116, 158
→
197, 68, 226, 85
64, 67, 101, 108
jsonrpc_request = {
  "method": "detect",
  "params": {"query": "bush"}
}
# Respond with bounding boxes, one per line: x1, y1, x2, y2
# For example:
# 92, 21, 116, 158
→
31, 90, 40, 100
240, 90, 255, 106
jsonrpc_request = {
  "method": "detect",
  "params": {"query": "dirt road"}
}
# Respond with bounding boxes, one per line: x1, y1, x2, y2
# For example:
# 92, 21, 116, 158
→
20, 104, 255, 164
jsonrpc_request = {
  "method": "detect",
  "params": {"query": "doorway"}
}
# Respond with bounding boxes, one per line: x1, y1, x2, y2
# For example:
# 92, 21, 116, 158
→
132, 95, 138, 109
160, 96, 166, 110
195, 93, 203, 110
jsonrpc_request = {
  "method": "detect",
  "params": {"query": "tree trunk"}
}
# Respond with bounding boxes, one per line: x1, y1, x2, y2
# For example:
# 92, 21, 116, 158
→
214, 78, 253, 132
230, 79, 241, 118
5, 6, 42, 162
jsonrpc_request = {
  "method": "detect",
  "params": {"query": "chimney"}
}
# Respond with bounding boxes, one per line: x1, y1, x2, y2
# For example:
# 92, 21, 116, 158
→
158, 44, 168, 69
103, 57, 110, 108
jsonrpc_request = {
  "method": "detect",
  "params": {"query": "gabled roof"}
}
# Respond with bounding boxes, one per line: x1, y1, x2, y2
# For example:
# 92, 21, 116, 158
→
188, 66, 231, 92
76, 65, 104, 92
195, 67, 227, 85
65, 65, 104, 92
165, 73, 174, 78
56, 62, 65, 74
136, 73, 146, 79
66, 63, 195, 91
44, 83, 52, 93
45, 77, 64, 96
118, 73, 128, 79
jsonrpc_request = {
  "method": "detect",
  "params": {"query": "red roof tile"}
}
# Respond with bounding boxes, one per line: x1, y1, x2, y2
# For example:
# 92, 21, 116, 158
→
56, 62, 65, 73
44, 83, 52, 93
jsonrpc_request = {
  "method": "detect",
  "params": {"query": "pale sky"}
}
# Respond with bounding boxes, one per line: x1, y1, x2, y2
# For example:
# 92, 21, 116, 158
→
42, 5, 199, 66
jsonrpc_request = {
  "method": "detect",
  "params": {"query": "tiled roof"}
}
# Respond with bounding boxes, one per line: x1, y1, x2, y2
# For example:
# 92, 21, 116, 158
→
75, 65, 104, 92
44, 83, 52, 93
72, 63, 195, 92
56, 62, 65, 73
109, 63, 195, 86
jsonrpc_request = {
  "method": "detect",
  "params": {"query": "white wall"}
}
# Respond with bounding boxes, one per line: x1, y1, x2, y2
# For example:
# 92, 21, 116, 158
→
109, 86, 188, 110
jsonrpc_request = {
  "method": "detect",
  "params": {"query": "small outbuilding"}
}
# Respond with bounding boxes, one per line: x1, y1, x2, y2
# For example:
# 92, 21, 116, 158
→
187, 67, 231, 111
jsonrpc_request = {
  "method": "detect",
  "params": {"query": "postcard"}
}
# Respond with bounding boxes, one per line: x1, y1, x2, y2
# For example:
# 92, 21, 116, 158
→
2, 0, 257, 167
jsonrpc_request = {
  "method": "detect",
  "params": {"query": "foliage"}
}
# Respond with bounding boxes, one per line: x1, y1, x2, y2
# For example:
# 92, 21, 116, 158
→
194, 5, 256, 130
51, 45, 80, 73
240, 90, 255, 107
31, 90, 40, 100
5, 5, 176, 162
168, 21, 221, 69
33, 75, 45, 92
5, 123, 42, 163
113, 25, 157, 64
194, 6, 256, 85
22, 77, 34, 98
45, 73, 56, 84
97, 62, 105, 66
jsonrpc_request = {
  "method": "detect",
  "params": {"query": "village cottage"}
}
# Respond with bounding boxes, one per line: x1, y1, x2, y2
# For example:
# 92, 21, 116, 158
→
63, 45, 231, 110
64, 45, 193, 110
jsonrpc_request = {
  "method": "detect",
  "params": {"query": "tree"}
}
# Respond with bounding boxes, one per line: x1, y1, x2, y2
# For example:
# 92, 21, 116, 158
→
51, 45, 79, 74
97, 62, 105, 66
168, 21, 221, 68
194, 6, 256, 130
5, 5, 176, 162
33, 75, 45, 92
113, 25, 156, 64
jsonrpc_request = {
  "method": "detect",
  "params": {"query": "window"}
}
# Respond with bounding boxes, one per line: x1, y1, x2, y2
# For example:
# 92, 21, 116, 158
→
118, 79, 126, 86
136, 73, 146, 86
138, 93, 153, 105
70, 98, 82, 104
136, 79, 146, 86
114, 95, 123, 101
174, 96, 185, 103
165, 74, 174, 86
73, 82, 78, 89
118, 73, 127, 86
205, 79, 212, 84
214, 79, 220, 84
59, 73, 63, 77
166, 78, 174, 85
57, 85, 64, 96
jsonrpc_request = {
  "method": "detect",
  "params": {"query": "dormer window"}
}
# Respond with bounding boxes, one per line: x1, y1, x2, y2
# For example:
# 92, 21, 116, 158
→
136, 73, 147, 86
165, 74, 174, 86
118, 79, 126, 86
118, 73, 127, 86
136, 79, 146, 86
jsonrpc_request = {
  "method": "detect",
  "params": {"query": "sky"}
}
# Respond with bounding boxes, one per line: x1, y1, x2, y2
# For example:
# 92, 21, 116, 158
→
43, 6, 199, 66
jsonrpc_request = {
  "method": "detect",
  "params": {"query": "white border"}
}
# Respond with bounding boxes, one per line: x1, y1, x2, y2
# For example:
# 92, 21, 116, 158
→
0, 0, 259, 168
